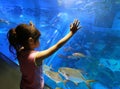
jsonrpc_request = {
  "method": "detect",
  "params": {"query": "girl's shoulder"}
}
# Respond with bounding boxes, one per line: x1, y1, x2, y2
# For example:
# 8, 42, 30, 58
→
18, 50, 39, 58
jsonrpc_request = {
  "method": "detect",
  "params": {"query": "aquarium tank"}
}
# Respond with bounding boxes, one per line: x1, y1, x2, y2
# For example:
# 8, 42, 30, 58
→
0, 0, 120, 89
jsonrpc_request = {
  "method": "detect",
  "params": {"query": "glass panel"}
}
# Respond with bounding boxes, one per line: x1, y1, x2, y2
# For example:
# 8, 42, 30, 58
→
0, 0, 120, 89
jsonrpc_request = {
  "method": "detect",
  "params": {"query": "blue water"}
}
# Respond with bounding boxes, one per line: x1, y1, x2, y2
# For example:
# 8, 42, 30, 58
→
0, 0, 120, 89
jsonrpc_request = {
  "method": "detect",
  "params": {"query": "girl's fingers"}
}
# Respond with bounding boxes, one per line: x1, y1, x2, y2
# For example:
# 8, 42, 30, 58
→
71, 19, 80, 30
73, 22, 76, 27
73, 19, 80, 27
70, 23, 73, 29
76, 20, 80, 27
74, 19, 77, 25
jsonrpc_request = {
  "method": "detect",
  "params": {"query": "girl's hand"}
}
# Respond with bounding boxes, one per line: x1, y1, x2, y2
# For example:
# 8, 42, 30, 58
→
70, 19, 81, 34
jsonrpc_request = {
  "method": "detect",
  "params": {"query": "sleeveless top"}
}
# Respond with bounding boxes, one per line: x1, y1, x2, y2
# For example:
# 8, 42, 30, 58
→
18, 50, 44, 89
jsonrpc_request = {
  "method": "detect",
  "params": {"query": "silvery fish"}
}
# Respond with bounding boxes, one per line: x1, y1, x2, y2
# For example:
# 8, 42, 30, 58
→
55, 87, 63, 89
43, 64, 53, 73
45, 70, 67, 84
58, 67, 95, 89
72, 52, 86, 58
72, 52, 95, 61
67, 52, 86, 60
0, 19, 9, 24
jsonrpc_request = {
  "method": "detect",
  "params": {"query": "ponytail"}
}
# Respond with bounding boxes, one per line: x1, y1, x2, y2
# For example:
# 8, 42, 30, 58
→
7, 28, 19, 54
7, 23, 41, 55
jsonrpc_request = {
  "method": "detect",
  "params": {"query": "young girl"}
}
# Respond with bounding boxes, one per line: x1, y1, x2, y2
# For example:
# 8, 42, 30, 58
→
7, 19, 81, 89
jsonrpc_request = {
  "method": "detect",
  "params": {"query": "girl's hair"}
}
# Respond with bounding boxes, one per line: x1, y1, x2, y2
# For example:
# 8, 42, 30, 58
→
7, 23, 41, 54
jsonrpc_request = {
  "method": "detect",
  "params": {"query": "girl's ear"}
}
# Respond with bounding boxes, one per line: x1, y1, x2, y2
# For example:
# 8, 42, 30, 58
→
28, 37, 34, 44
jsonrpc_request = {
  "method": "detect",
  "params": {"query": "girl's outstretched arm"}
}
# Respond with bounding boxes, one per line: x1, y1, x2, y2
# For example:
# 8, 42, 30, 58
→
35, 19, 81, 65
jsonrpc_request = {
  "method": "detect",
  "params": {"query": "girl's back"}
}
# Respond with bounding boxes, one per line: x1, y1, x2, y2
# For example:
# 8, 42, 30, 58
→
18, 50, 44, 89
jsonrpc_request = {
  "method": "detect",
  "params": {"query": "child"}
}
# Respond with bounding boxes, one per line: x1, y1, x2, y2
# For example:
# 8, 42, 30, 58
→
7, 19, 81, 89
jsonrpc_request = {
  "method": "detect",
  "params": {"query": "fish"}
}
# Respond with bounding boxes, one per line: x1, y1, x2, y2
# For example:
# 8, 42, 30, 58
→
55, 87, 63, 89
44, 70, 67, 84
0, 19, 9, 24
58, 67, 95, 89
43, 64, 53, 73
71, 52, 96, 61
72, 52, 86, 58
67, 52, 86, 60
58, 52, 86, 60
